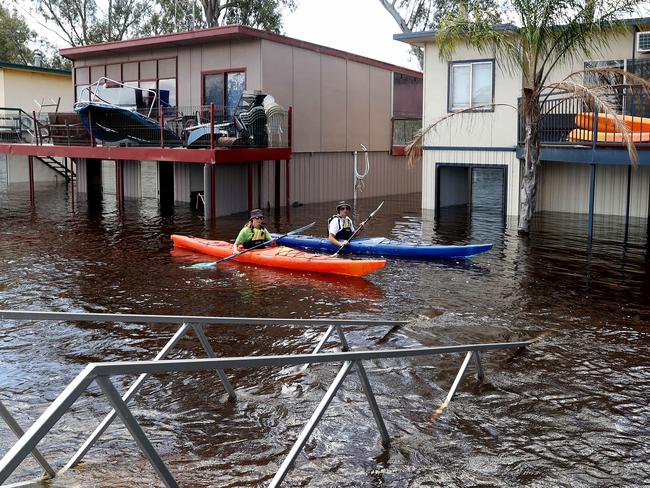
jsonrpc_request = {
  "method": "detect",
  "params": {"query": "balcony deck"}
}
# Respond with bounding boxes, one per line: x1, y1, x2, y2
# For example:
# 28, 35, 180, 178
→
517, 86, 650, 166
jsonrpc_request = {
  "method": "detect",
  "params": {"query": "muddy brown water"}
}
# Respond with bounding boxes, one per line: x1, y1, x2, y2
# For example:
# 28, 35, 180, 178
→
0, 183, 649, 487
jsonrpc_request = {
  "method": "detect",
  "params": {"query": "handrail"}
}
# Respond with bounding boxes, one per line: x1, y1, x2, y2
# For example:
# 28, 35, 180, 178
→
0, 310, 531, 487
74, 77, 157, 118
0, 309, 406, 327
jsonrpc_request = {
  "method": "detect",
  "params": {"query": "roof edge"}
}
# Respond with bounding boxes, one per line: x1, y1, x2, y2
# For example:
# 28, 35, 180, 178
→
60, 24, 422, 78
394, 16, 650, 45
0, 61, 71, 76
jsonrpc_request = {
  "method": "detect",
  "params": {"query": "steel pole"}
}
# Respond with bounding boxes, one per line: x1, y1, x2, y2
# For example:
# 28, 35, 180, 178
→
62, 323, 191, 472
269, 361, 353, 487
96, 377, 179, 488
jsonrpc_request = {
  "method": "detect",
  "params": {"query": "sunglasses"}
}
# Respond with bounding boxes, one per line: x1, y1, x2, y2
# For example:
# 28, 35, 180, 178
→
339, 206, 350, 211
252, 216, 264, 220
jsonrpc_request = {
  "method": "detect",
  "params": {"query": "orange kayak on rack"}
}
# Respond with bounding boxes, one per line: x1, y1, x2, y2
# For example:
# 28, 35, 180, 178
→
575, 112, 650, 132
171, 235, 386, 277
567, 128, 650, 143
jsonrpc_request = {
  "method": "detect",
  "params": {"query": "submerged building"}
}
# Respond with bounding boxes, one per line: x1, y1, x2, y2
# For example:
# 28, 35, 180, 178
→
0, 25, 423, 217
0, 62, 72, 186
396, 18, 650, 232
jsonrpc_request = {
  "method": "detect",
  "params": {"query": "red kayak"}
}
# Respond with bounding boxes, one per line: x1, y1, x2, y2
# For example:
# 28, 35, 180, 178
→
172, 235, 386, 277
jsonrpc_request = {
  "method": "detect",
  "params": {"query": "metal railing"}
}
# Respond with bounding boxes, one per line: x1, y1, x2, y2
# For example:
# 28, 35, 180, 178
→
0, 102, 289, 150
517, 85, 650, 148
0, 310, 531, 487
0, 108, 41, 144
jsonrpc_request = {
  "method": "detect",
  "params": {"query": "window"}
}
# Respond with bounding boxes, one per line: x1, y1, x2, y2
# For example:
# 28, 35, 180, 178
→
202, 70, 246, 122
448, 60, 494, 111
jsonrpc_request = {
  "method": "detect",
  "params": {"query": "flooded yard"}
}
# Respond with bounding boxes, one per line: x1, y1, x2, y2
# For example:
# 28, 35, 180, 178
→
0, 183, 648, 487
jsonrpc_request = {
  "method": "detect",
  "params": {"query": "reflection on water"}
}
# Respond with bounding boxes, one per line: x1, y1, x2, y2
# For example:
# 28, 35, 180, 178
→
0, 183, 649, 487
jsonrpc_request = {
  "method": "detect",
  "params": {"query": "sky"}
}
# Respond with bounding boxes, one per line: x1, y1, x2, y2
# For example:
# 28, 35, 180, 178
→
282, 0, 420, 70
13, 0, 420, 71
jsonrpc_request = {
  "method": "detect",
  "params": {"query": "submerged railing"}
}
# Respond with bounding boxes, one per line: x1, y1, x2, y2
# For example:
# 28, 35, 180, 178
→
0, 310, 531, 487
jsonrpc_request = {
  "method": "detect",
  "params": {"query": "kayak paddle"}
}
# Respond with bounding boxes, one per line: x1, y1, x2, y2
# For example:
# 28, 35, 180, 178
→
190, 221, 316, 269
332, 201, 384, 257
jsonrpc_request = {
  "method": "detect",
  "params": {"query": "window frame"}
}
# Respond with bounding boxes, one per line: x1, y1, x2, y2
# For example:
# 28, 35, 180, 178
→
447, 59, 495, 113
201, 67, 247, 110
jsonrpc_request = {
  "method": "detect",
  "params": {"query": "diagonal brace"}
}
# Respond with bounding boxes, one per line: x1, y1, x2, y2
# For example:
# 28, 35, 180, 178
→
96, 376, 178, 488
335, 326, 390, 445
0, 399, 55, 478
270, 360, 353, 488
61, 322, 191, 473
190, 324, 236, 400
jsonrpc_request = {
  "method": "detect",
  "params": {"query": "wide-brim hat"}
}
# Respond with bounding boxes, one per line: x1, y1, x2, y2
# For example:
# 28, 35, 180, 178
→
336, 201, 351, 211
250, 208, 264, 219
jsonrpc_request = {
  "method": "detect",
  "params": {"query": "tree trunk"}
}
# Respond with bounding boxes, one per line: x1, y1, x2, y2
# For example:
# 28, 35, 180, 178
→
518, 91, 541, 235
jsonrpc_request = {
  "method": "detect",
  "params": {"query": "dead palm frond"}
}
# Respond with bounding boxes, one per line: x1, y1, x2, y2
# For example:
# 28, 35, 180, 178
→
405, 103, 518, 168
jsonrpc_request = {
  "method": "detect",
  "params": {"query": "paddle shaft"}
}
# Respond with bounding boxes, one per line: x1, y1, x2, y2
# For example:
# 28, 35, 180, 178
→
332, 201, 384, 257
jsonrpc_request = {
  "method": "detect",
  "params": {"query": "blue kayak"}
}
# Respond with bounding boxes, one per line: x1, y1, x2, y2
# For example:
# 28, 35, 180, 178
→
271, 234, 493, 259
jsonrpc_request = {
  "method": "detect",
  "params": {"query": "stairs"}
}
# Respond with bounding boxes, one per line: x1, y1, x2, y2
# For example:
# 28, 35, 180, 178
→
34, 156, 75, 182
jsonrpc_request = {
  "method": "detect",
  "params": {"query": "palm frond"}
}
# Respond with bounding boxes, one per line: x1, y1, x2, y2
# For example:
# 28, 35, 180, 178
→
404, 103, 517, 168
545, 78, 639, 166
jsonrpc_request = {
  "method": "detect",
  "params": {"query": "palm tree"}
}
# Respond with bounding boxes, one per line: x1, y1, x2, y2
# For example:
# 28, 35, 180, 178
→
408, 0, 646, 234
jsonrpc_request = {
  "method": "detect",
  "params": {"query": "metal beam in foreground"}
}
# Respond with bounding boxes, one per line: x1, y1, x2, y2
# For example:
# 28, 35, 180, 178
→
0, 340, 530, 486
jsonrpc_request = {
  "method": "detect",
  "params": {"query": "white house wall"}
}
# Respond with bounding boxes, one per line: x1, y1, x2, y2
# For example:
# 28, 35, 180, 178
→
422, 43, 520, 149
538, 162, 649, 218
423, 149, 520, 216
5, 155, 65, 185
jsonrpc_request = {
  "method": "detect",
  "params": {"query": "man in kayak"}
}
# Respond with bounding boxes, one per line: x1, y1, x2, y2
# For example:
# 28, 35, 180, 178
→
328, 201, 363, 247
233, 208, 275, 253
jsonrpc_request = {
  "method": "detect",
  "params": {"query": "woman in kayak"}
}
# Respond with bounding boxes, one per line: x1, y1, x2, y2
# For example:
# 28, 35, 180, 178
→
328, 201, 363, 247
233, 208, 275, 253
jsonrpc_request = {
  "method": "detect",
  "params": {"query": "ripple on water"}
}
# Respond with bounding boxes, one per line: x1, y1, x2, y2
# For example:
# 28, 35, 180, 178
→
0, 185, 648, 486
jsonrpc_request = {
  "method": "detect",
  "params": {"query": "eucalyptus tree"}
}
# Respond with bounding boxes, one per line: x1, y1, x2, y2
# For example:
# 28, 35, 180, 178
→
409, 0, 646, 234
32, 0, 147, 46
378, 0, 501, 67
0, 5, 35, 64
199, 0, 296, 31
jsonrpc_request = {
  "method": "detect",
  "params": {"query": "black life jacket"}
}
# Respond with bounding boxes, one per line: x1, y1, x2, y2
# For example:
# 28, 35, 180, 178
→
243, 225, 268, 249
328, 215, 353, 240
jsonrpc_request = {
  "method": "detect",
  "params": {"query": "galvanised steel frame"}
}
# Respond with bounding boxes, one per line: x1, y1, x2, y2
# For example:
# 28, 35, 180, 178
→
0, 310, 530, 487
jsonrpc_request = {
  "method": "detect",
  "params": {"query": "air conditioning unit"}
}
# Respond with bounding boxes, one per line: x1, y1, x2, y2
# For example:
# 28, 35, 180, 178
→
637, 31, 650, 53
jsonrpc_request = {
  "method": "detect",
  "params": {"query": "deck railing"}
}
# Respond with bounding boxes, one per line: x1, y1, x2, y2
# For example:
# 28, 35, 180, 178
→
0, 310, 531, 487
517, 84, 650, 148
0, 103, 290, 150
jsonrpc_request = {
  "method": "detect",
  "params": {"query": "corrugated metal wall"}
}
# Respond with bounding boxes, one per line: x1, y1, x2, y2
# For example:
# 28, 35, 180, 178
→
253, 151, 421, 208
538, 162, 650, 218
215, 163, 249, 216
76, 158, 87, 194
422, 149, 520, 216
101, 160, 115, 194
174, 163, 191, 202
123, 161, 141, 199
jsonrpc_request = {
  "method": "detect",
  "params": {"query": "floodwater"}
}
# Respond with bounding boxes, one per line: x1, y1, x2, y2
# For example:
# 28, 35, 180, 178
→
0, 179, 649, 487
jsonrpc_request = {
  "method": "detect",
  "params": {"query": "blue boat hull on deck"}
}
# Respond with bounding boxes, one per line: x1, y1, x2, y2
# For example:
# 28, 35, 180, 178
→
75, 103, 181, 145
271, 234, 493, 259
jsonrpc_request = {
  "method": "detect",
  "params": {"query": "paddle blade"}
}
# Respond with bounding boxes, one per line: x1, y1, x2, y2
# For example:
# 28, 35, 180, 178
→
189, 261, 217, 269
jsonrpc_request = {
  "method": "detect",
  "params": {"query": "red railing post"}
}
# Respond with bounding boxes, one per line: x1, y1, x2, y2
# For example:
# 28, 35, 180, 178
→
159, 99, 164, 148
210, 103, 215, 151
28, 155, 35, 205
